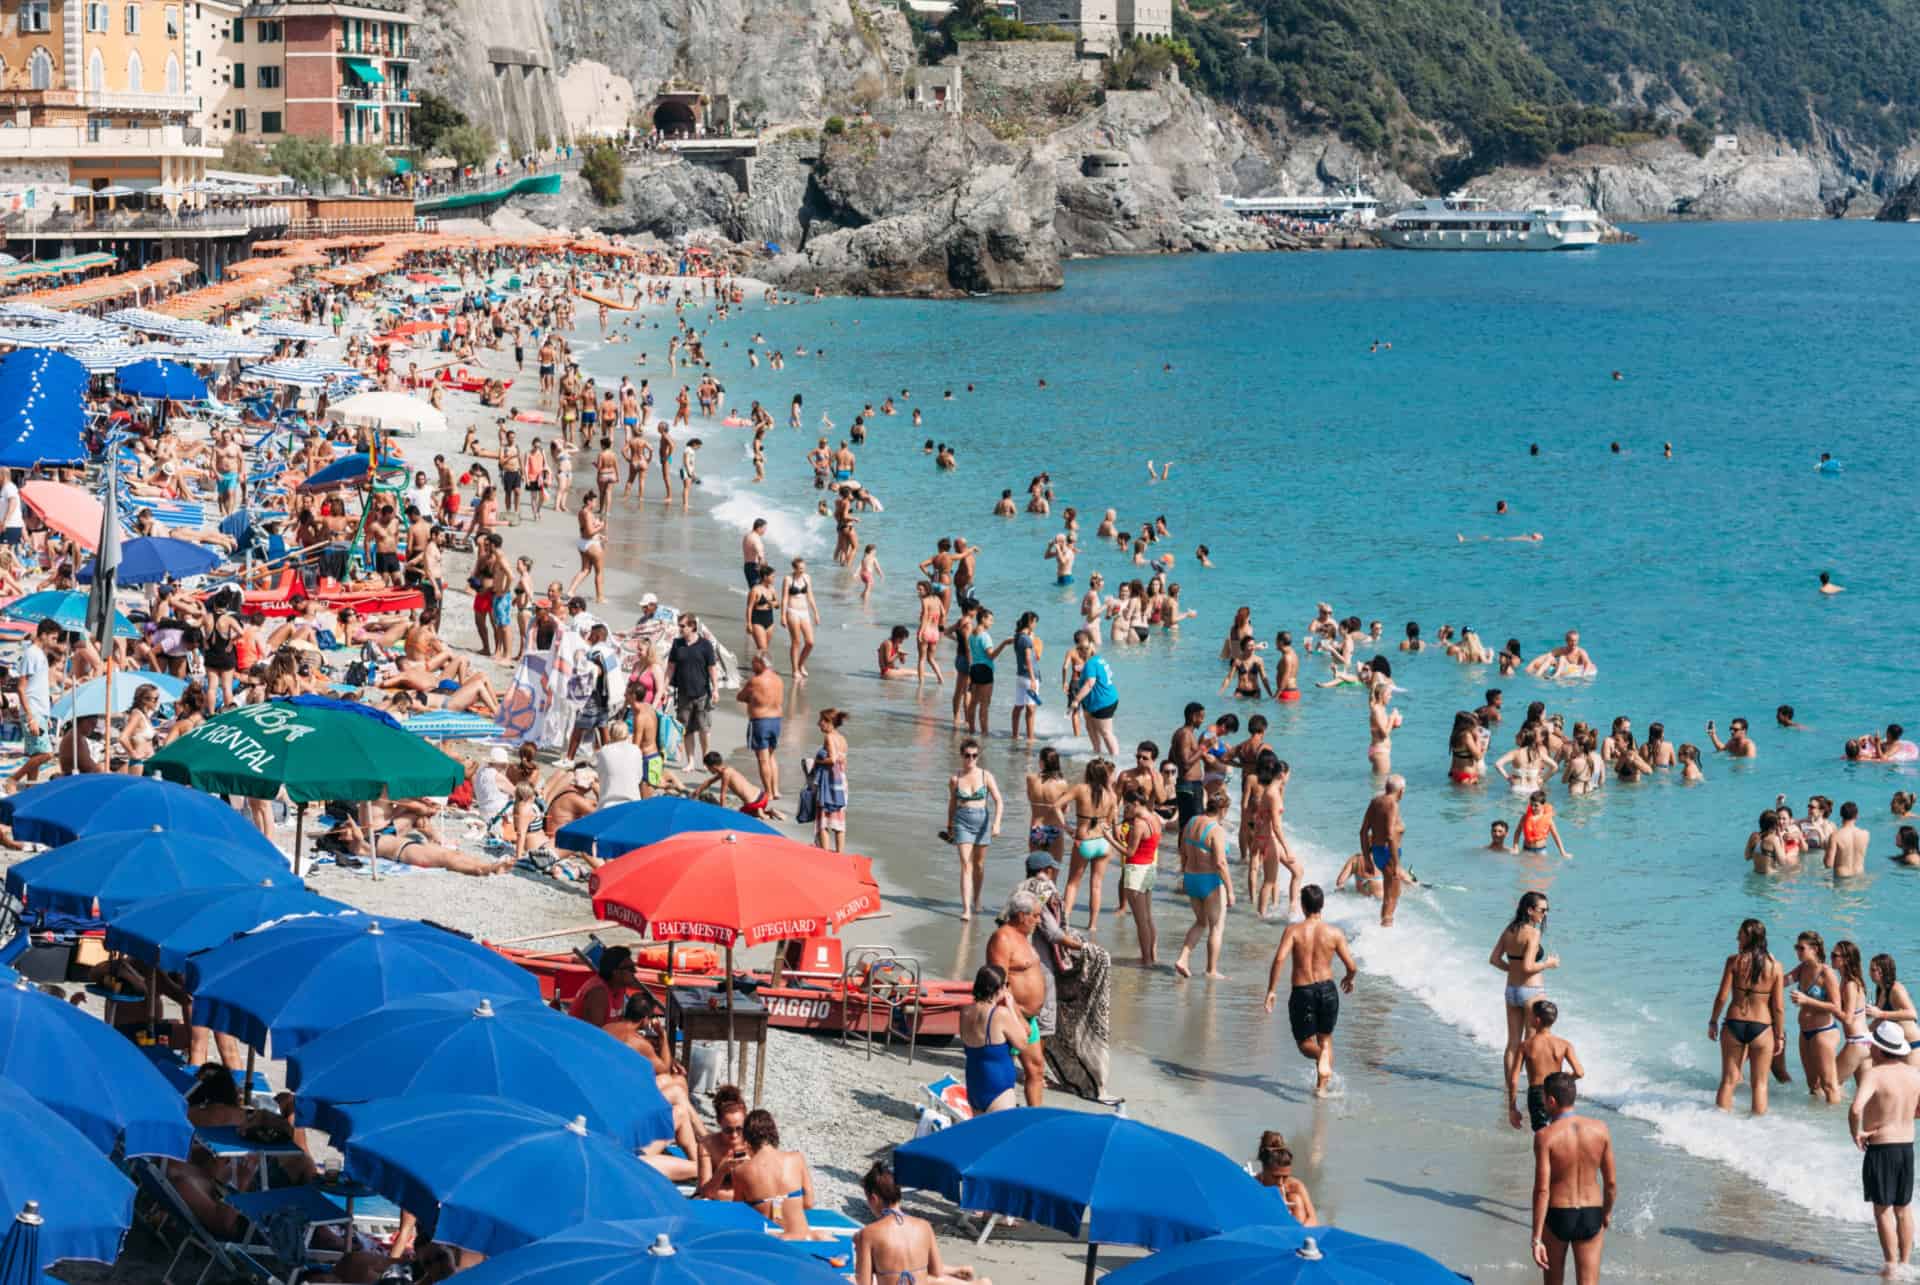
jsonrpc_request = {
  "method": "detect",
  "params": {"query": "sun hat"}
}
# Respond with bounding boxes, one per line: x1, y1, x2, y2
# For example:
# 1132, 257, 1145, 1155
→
1025, 851, 1058, 875
1871, 1020, 1913, 1057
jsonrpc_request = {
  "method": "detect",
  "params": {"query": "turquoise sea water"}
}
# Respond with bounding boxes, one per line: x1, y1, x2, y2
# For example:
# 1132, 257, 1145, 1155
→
582, 222, 1920, 1247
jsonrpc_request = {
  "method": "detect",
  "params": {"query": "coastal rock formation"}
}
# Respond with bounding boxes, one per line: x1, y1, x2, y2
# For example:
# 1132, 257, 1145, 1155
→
1878, 172, 1920, 222
1454, 135, 1844, 221
765, 113, 1063, 296
411, 0, 569, 155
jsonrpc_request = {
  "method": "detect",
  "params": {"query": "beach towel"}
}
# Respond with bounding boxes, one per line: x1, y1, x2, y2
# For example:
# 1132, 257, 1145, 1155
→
1017, 874, 1112, 1101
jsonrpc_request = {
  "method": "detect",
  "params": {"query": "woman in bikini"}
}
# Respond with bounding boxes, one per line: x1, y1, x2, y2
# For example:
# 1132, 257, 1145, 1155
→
1744, 810, 1795, 874
1869, 953, 1920, 1045
854, 1162, 990, 1285
1786, 930, 1843, 1104
1060, 758, 1118, 933
1819, 939, 1874, 1086
1173, 787, 1234, 979
1249, 752, 1300, 919
1219, 606, 1256, 662
1489, 891, 1558, 1106
728, 1109, 817, 1241
568, 491, 607, 603
1024, 746, 1071, 867
1366, 670, 1401, 776
745, 565, 778, 654
1115, 785, 1161, 965
912, 581, 945, 685
1494, 724, 1556, 792
117, 683, 162, 770
780, 557, 819, 679
1708, 918, 1785, 1115
945, 739, 1003, 921
551, 439, 573, 513
593, 436, 618, 513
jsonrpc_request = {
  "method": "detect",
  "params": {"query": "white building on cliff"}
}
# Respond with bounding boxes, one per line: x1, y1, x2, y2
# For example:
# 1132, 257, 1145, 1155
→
1020, 0, 1172, 51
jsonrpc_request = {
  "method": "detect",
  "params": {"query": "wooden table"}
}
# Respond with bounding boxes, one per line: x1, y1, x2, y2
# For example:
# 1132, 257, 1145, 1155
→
666, 985, 769, 1106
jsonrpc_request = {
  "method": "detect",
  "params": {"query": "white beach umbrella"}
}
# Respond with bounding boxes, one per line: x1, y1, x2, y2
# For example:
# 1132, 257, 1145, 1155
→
327, 390, 447, 437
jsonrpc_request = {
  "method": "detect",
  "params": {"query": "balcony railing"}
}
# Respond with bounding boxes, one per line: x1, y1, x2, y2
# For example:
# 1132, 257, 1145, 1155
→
336, 86, 412, 104
334, 39, 410, 58
0, 208, 266, 235
0, 87, 198, 115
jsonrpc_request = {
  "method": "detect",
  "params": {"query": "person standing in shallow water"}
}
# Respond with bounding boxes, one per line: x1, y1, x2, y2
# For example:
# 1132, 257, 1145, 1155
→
1173, 787, 1233, 980
1263, 884, 1357, 1097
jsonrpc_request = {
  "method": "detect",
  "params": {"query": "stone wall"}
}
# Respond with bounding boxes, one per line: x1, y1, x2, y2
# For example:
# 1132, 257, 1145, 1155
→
957, 41, 1088, 94
555, 60, 635, 139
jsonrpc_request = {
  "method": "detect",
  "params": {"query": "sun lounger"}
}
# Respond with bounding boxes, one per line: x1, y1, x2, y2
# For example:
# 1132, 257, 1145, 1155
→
922, 1074, 973, 1124
132, 1156, 252, 1285
194, 1125, 308, 1190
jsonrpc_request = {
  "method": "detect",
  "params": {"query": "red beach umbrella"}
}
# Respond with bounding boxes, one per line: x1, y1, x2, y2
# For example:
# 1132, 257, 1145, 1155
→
588, 830, 881, 1077
588, 830, 878, 946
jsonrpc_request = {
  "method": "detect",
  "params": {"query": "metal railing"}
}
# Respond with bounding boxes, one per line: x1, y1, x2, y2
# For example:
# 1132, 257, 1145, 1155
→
0, 209, 262, 235
408, 158, 574, 201
284, 216, 437, 237
337, 85, 413, 104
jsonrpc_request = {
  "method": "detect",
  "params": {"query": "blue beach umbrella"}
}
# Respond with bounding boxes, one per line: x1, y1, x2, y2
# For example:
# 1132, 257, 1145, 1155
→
286, 993, 675, 1147
299, 452, 405, 493
116, 358, 206, 401
553, 797, 777, 860
1103, 1225, 1467, 1285
0, 773, 278, 851
0, 588, 135, 638
185, 916, 538, 1054
447, 1217, 849, 1285
334, 1094, 685, 1256
50, 670, 186, 722
4, 826, 287, 918
0, 972, 192, 1159
893, 1108, 1291, 1280
0, 1078, 135, 1278
0, 1200, 44, 1285
78, 535, 222, 586
105, 880, 353, 971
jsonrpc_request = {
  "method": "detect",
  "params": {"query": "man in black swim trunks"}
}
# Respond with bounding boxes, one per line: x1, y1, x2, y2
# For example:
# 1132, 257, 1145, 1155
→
1262, 884, 1357, 1098
1850, 1020, 1920, 1275
1532, 1072, 1616, 1285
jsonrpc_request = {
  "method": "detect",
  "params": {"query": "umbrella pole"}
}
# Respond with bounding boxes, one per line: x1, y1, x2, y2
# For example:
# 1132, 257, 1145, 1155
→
726, 942, 736, 1084
1083, 1242, 1099, 1285
292, 805, 305, 879
102, 660, 114, 784
244, 1045, 255, 1097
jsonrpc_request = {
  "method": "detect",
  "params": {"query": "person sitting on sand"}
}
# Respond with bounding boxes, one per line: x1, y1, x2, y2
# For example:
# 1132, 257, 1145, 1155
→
1254, 1142, 1317, 1226
695, 1084, 753, 1199
855, 1161, 989, 1285
730, 1108, 823, 1240
700, 751, 782, 819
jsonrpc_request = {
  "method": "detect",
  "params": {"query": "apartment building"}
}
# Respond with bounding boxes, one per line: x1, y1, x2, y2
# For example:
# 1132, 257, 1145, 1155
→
0, 0, 215, 206
203, 0, 415, 149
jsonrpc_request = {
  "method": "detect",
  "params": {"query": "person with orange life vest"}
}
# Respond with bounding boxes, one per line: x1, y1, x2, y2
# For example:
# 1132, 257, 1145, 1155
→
1510, 789, 1573, 860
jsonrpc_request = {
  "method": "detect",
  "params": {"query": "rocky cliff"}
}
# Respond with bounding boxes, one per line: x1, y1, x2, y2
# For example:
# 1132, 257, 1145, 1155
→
411, 0, 569, 155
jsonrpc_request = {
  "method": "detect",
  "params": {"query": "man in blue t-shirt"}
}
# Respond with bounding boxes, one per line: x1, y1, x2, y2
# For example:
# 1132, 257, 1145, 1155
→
1067, 629, 1120, 757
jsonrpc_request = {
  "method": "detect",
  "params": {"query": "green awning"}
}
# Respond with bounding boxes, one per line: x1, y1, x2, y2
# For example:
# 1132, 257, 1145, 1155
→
344, 57, 384, 85
389, 156, 412, 174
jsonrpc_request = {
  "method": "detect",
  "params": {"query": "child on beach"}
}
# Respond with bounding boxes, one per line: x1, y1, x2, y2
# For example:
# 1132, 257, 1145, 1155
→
858, 544, 882, 604
878, 626, 910, 678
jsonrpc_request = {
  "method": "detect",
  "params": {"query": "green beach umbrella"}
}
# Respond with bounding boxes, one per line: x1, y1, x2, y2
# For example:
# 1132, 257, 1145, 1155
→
144, 696, 463, 876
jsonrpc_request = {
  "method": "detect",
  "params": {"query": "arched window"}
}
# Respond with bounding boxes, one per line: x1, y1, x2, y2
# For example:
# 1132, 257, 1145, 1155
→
88, 50, 105, 92
28, 49, 53, 91
126, 50, 143, 92
164, 54, 180, 94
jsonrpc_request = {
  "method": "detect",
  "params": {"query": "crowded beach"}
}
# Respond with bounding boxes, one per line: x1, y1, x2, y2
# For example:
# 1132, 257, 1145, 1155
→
0, 219, 1910, 1285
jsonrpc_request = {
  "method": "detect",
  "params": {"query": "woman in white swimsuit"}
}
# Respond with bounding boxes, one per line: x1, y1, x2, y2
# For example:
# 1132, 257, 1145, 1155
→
780, 557, 819, 678
567, 490, 606, 603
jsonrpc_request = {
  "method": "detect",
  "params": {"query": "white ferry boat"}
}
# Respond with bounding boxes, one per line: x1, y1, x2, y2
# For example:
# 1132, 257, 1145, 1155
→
1380, 195, 1602, 251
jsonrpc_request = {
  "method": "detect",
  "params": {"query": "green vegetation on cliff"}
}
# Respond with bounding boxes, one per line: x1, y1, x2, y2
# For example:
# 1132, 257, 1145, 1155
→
1176, 0, 1920, 178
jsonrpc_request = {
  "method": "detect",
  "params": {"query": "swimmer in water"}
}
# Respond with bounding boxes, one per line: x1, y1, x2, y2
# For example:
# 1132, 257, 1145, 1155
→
1819, 571, 1844, 594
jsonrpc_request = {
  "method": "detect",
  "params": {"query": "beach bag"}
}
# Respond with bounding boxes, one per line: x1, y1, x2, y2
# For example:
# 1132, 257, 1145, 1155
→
794, 777, 819, 826
656, 710, 684, 763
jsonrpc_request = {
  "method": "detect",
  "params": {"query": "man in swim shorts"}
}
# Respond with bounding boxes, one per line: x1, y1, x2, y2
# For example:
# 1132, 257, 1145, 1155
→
1359, 775, 1406, 928
1532, 1072, 1615, 1285
1170, 702, 1208, 828
1273, 631, 1300, 701
735, 652, 783, 803
1510, 1000, 1583, 1132
1262, 884, 1357, 1097
987, 886, 1052, 1106
1851, 1021, 1920, 1275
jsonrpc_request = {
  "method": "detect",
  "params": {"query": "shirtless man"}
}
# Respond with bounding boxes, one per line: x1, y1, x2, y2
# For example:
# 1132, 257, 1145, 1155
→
1526, 629, 1595, 678
1531, 1072, 1617, 1285
1273, 630, 1301, 701
211, 432, 245, 515
1359, 775, 1407, 927
986, 889, 1051, 1106
734, 652, 784, 801
1045, 533, 1077, 585
1510, 1000, 1585, 1131
742, 518, 768, 590
1707, 717, 1758, 759
1850, 1021, 1920, 1276
1827, 800, 1870, 878
1262, 884, 1357, 1097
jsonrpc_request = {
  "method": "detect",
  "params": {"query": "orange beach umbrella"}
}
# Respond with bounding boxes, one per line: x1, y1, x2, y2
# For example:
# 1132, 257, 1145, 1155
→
588, 830, 878, 946
21, 480, 104, 551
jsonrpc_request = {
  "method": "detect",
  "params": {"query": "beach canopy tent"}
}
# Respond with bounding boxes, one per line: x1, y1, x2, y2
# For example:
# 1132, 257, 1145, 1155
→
285, 992, 675, 1147
104, 881, 351, 972
443, 1217, 851, 1285
0, 770, 276, 852
144, 695, 465, 874
3, 826, 287, 918
115, 357, 206, 401
0, 587, 135, 637
894, 1107, 1294, 1283
331, 1094, 685, 1257
0, 974, 193, 1159
184, 915, 538, 1055
0, 1079, 135, 1282
50, 670, 186, 723
553, 796, 776, 861
1102, 1224, 1468, 1284
0, 349, 87, 469
328, 390, 447, 436
78, 536, 222, 586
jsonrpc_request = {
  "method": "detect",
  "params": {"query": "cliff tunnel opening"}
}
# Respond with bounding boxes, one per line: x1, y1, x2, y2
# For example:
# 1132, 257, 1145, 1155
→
653, 101, 697, 139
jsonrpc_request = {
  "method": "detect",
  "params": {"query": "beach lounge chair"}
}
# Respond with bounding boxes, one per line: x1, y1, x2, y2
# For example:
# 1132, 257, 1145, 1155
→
921, 1074, 973, 1125
131, 1157, 251, 1285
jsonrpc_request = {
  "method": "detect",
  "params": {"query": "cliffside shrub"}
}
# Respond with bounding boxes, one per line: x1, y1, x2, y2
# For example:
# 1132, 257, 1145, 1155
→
411, 90, 468, 157
443, 124, 496, 169
581, 144, 624, 206
824, 116, 848, 136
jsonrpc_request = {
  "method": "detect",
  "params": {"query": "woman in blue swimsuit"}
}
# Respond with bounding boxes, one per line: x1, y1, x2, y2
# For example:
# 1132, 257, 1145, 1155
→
960, 964, 1031, 1115
1173, 787, 1234, 979
1787, 929, 1844, 1104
